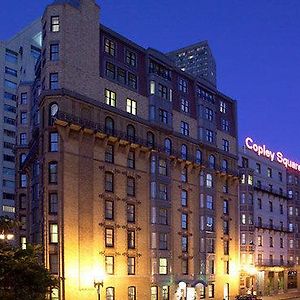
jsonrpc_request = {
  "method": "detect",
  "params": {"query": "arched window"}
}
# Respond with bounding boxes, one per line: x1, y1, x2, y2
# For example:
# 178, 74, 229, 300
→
208, 155, 215, 169
127, 125, 135, 142
147, 131, 155, 148
164, 138, 172, 155
181, 144, 187, 160
105, 117, 114, 135
49, 102, 58, 125
48, 161, 58, 184
196, 149, 202, 164
222, 159, 228, 171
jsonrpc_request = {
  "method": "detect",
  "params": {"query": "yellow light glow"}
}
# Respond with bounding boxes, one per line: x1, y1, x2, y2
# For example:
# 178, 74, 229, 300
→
94, 268, 105, 283
0, 234, 5, 240
243, 264, 257, 276
7, 234, 14, 240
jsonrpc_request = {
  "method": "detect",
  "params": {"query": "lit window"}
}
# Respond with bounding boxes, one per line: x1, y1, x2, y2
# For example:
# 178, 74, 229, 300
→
126, 98, 137, 115
151, 286, 158, 300
206, 129, 213, 143
105, 89, 116, 107
20, 236, 27, 250
51, 16, 60, 32
105, 257, 114, 275
128, 231, 135, 249
20, 133, 27, 145
20, 93, 27, 104
105, 228, 114, 247
128, 286, 136, 300
181, 190, 188, 207
206, 174, 213, 188
220, 101, 226, 113
181, 99, 189, 112
179, 79, 187, 93
159, 258, 168, 275
49, 224, 58, 243
150, 80, 155, 95
162, 286, 169, 300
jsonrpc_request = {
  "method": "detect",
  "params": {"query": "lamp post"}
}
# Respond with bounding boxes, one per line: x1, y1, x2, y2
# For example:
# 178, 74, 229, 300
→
0, 232, 14, 241
94, 269, 105, 300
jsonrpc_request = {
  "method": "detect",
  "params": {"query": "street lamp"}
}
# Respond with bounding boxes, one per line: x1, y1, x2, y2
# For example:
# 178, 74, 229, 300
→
0, 233, 14, 241
94, 269, 105, 300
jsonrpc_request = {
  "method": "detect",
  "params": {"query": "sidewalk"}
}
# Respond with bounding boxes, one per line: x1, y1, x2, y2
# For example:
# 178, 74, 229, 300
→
262, 291, 300, 300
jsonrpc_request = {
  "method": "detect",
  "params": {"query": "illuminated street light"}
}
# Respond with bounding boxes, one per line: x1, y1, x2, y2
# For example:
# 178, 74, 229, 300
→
0, 232, 14, 241
94, 269, 105, 300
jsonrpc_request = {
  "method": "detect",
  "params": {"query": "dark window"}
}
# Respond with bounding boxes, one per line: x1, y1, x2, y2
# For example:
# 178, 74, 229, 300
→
5, 66, 17, 77
50, 254, 58, 274
105, 172, 114, 192
128, 73, 137, 89
20, 93, 27, 104
127, 125, 135, 142
127, 150, 135, 169
105, 117, 114, 135
180, 121, 189, 136
104, 38, 115, 56
127, 177, 135, 196
159, 109, 168, 124
223, 200, 229, 214
5, 49, 18, 64
179, 79, 187, 93
117, 67, 126, 84
49, 132, 58, 152
49, 193, 58, 214
19, 194, 26, 209
181, 144, 187, 160
182, 259, 188, 275
105, 62, 115, 79
158, 84, 168, 99
49, 162, 58, 184
4, 92, 17, 101
196, 149, 202, 164
50, 44, 59, 61
105, 144, 114, 163
147, 132, 155, 148
49, 73, 59, 90
164, 138, 172, 155
209, 155, 215, 169
126, 50, 137, 67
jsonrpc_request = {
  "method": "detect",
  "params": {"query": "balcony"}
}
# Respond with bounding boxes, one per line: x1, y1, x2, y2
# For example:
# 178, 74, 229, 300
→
255, 222, 292, 233
256, 259, 294, 267
254, 184, 288, 199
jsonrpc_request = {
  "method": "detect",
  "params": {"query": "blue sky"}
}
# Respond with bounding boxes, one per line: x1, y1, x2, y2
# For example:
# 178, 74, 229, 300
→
1, 0, 300, 160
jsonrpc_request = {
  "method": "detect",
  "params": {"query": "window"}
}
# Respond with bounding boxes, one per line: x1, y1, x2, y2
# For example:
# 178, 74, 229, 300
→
51, 16, 60, 32
162, 286, 169, 300
258, 235, 262, 246
207, 195, 213, 209
5, 79, 17, 90
151, 287, 158, 300
105, 144, 114, 163
106, 62, 115, 79
150, 80, 155, 95
127, 150, 135, 169
158, 84, 168, 99
104, 38, 115, 56
5, 66, 17, 77
4, 116, 15, 126
128, 230, 135, 249
50, 44, 59, 61
179, 79, 187, 92
120, 197, 132, 218
181, 144, 187, 160
181, 236, 188, 252
128, 73, 137, 89
181, 190, 188, 207
280, 204, 283, 214
280, 238, 283, 248
258, 216, 262, 227
222, 119, 229, 131
223, 220, 229, 235
208, 155, 215, 169
269, 201, 273, 212
105, 172, 114, 192
206, 129, 213, 143
5, 49, 18, 64
241, 233, 246, 245
49, 73, 59, 89
127, 125, 135, 142
158, 159, 167, 176
106, 287, 115, 300
258, 198, 262, 209
279, 172, 283, 182
126, 99, 137, 115
49, 162, 58, 184
180, 121, 189, 136
206, 174, 213, 188
127, 177, 135, 196
49, 132, 58, 152
256, 163, 261, 174
181, 213, 188, 230
220, 101, 226, 113
126, 49, 137, 67
267, 167, 272, 178
20, 173, 27, 188
49, 224, 58, 243
50, 254, 58, 274
105, 201, 114, 220
105, 89, 116, 107
158, 208, 168, 225
181, 99, 189, 112
4, 104, 16, 114
164, 138, 172, 155
181, 168, 187, 183
159, 184, 167, 201
205, 107, 213, 121
182, 258, 188, 275
159, 233, 167, 250
224, 240, 229, 255
128, 286, 136, 300
49, 102, 59, 125
159, 258, 168, 274
222, 139, 229, 152
208, 284, 215, 298
223, 200, 229, 214
147, 132, 155, 148
105, 117, 114, 135
49, 193, 58, 214
241, 214, 246, 225
224, 260, 229, 274
105, 256, 114, 275
196, 149, 202, 164
159, 109, 168, 124
269, 236, 273, 247
117, 67, 126, 84
19, 133, 27, 145
222, 159, 228, 171
19, 194, 26, 209
105, 228, 114, 247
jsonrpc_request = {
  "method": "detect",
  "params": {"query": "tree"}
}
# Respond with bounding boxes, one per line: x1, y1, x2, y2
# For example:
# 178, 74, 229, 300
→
0, 216, 58, 300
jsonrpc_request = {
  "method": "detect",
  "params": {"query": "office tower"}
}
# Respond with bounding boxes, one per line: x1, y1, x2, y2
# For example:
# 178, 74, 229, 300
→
0, 20, 41, 218
167, 41, 217, 87
16, 0, 239, 299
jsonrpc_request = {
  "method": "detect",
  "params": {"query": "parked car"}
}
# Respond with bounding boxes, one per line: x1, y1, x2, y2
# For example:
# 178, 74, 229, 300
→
235, 295, 258, 300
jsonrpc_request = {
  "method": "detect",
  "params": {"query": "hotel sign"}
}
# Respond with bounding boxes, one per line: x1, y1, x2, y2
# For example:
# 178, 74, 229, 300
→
245, 137, 300, 172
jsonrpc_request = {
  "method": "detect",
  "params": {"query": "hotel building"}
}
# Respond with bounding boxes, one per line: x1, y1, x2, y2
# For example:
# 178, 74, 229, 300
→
239, 141, 299, 296
0, 20, 41, 218
16, 0, 240, 299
